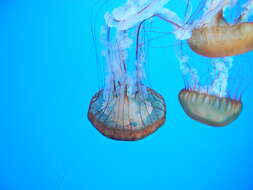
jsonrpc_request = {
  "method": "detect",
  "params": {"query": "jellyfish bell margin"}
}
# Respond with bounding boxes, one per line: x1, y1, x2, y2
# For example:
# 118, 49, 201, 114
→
178, 89, 242, 127
188, 11, 253, 58
88, 87, 166, 141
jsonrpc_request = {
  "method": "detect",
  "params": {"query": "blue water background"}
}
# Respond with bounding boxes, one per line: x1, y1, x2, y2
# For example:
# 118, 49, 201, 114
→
1, 0, 253, 189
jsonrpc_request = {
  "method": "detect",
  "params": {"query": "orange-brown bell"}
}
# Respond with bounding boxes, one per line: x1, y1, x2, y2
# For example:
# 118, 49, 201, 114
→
188, 11, 253, 57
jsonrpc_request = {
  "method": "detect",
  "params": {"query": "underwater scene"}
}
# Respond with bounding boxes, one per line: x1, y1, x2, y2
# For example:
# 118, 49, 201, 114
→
2, 0, 253, 189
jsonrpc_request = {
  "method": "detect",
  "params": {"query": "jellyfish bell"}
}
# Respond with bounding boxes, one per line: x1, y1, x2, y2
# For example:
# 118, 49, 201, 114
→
178, 89, 242, 126
88, 86, 166, 141
188, 11, 253, 58
184, 0, 253, 58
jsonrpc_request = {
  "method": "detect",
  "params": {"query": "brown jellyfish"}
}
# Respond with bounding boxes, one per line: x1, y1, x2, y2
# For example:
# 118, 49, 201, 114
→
88, 5, 166, 141
188, 0, 253, 57
177, 52, 244, 127
178, 89, 242, 126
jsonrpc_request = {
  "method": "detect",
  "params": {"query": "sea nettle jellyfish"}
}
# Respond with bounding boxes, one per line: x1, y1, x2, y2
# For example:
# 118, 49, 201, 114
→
179, 89, 242, 126
88, 0, 167, 141
177, 52, 243, 126
187, 0, 253, 57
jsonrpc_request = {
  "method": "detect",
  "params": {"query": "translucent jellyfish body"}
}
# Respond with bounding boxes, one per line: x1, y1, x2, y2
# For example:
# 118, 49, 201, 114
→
179, 89, 242, 126
88, 0, 170, 140
88, 87, 166, 140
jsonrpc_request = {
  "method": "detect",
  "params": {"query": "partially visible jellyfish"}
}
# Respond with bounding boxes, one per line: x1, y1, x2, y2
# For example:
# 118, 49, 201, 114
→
187, 0, 253, 57
177, 50, 244, 126
88, 0, 167, 141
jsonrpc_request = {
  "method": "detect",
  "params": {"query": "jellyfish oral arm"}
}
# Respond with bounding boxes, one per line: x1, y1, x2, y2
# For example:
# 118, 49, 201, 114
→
209, 58, 233, 97
105, 0, 187, 37
105, 0, 171, 30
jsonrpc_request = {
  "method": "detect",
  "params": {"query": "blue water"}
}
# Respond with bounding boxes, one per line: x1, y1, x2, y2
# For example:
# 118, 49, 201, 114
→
1, 0, 253, 189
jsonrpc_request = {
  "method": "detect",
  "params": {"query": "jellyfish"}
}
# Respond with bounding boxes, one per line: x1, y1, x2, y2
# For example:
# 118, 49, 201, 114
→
187, 0, 253, 57
178, 89, 242, 126
88, 0, 167, 141
177, 50, 244, 126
